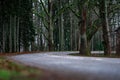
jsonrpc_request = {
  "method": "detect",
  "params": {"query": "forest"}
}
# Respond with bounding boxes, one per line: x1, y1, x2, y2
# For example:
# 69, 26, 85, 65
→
0, 0, 120, 80
0, 0, 120, 56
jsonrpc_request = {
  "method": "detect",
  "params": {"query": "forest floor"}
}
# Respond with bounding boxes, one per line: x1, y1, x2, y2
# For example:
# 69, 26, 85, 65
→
0, 57, 42, 80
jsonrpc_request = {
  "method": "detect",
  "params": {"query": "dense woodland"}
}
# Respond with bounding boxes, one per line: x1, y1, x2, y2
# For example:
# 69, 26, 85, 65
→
0, 0, 120, 55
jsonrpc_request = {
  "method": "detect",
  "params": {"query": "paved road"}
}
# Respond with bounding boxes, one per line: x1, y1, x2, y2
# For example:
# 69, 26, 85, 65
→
8, 52, 120, 80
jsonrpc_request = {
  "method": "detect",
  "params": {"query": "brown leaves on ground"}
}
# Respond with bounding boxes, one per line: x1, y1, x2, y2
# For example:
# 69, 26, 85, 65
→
0, 57, 42, 80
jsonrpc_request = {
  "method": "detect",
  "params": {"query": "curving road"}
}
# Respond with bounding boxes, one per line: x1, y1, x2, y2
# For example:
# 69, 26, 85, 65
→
8, 52, 120, 80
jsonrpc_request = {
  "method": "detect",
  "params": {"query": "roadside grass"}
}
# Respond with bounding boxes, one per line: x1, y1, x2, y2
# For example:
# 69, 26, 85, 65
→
0, 57, 42, 80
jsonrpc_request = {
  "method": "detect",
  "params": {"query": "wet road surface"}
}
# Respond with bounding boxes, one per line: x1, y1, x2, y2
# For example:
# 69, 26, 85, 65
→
8, 52, 120, 80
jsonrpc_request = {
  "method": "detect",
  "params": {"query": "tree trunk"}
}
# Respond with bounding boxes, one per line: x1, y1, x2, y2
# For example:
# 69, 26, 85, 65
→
116, 2, 120, 55
14, 16, 17, 52
99, 0, 111, 55
16, 17, 20, 52
79, 5, 89, 55
2, 24, 5, 53
70, 11, 73, 51
9, 15, 12, 53
116, 27, 120, 56
48, 0, 54, 51
58, 0, 64, 51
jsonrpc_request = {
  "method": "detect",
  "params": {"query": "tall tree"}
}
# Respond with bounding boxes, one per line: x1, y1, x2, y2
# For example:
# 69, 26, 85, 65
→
48, 0, 54, 51
99, 0, 111, 55
79, 2, 89, 55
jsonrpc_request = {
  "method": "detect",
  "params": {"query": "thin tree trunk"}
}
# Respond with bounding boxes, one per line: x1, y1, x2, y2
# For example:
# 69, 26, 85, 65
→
116, 2, 120, 55
3, 24, 5, 53
14, 16, 17, 52
70, 11, 73, 51
9, 15, 12, 53
40, 20, 44, 51
60, 10, 64, 51
16, 17, 20, 52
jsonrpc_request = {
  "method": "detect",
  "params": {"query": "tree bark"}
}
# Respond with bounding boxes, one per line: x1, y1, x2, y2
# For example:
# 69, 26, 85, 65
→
99, 0, 111, 55
14, 16, 17, 52
48, 0, 54, 51
58, 0, 64, 51
116, 27, 120, 56
9, 15, 12, 53
79, 5, 89, 55
16, 17, 20, 52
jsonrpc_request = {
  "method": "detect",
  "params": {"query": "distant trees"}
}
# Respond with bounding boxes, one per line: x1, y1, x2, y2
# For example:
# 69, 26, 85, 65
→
0, 0, 119, 55
20, 0, 35, 51
0, 0, 35, 53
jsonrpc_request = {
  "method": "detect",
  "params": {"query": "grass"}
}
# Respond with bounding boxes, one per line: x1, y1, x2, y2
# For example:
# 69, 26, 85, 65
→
0, 57, 42, 80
